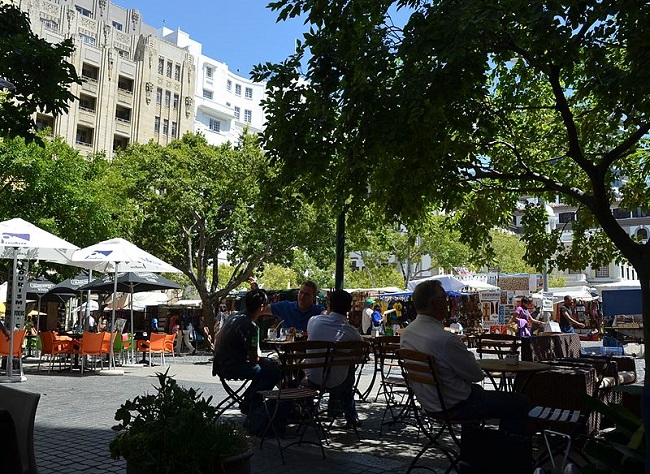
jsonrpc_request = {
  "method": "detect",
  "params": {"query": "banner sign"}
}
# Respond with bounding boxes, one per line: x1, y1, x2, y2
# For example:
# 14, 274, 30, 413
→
8, 259, 29, 329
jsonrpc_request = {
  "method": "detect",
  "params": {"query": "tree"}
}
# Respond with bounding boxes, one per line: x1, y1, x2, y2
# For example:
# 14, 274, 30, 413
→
0, 5, 80, 143
255, 1, 650, 383
104, 133, 334, 327
0, 134, 119, 276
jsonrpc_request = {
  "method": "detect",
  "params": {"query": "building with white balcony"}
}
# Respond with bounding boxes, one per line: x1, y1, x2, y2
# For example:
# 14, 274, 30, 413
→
7, 0, 196, 158
159, 28, 266, 147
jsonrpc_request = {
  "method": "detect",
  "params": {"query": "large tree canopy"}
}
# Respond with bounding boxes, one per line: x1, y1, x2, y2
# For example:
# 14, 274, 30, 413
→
104, 133, 335, 324
0, 4, 79, 142
255, 0, 650, 380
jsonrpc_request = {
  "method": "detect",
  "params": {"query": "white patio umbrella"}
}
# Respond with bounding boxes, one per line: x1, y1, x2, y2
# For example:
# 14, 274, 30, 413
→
69, 238, 180, 374
0, 218, 79, 382
406, 274, 467, 292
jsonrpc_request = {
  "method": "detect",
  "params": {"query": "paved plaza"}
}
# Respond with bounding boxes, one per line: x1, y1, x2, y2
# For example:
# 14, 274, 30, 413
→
7, 344, 646, 474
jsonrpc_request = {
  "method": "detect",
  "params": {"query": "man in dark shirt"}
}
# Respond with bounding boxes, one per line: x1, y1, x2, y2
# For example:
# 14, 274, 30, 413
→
212, 289, 280, 413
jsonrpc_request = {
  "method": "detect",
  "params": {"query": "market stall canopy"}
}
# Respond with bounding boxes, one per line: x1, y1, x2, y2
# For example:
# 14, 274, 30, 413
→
531, 285, 599, 303
104, 292, 169, 311
593, 280, 641, 291
461, 278, 500, 292
344, 286, 405, 294
406, 275, 466, 292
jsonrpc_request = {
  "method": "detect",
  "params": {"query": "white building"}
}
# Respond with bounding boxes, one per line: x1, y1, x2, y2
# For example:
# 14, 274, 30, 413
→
159, 28, 266, 146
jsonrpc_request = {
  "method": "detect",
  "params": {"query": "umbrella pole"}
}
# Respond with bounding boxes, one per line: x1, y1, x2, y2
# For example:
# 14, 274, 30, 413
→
129, 283, 135, 364
84, 270, 92, 331
109, 265, 118, 370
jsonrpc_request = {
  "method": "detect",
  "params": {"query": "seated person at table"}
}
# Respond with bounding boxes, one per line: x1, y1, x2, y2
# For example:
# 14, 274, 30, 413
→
401, 280, 529, 435
250, 278, 325, 332
302, 289, 363, 428
212, 289, 281, 414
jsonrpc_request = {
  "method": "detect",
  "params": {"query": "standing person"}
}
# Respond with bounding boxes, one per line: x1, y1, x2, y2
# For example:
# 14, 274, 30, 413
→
249, 278, 325, 331
371, 304, 383, 333
559, 295, 585, 333
361, 299, 374, 335
175, 314, 196, 355
400, 280, 529, 435
212, 289, 280, 414
303, 289, 364, 428
515, 297, 543, 337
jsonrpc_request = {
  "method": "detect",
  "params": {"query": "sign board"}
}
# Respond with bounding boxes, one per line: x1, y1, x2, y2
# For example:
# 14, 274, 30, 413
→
542, 292, 554, 312
7, 259, 29, 329
479, 291, 501, 302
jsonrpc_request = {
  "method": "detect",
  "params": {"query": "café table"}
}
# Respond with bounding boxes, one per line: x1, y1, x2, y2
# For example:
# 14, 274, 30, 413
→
478, 359, 550, 393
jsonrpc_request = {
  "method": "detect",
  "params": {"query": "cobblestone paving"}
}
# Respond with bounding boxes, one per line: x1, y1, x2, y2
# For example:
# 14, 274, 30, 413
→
11, 343, 645, 474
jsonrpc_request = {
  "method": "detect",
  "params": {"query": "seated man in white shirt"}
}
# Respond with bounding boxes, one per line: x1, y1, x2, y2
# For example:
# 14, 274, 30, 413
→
303, 289, 363, 428
400, 279, 529, 435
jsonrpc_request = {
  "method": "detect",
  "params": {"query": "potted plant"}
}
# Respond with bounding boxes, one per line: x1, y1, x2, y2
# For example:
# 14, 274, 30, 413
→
109, 369, 252, 474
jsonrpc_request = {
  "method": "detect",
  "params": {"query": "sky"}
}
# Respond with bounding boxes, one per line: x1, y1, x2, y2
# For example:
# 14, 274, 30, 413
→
116, 0, 309, 78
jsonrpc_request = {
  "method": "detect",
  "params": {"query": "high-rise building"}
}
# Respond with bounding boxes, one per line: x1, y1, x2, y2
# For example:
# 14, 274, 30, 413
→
159, 27, 266, 147
6, 0, 196, 158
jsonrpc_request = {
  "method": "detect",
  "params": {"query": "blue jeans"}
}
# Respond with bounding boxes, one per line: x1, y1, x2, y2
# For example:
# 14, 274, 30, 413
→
561, 325, 575, 333
452, 384, 529, 435
221, 357, 280, 410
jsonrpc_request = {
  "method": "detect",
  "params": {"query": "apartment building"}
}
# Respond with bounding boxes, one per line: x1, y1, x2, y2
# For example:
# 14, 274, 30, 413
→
159, 27, 266, 147
7, 0, 195, 158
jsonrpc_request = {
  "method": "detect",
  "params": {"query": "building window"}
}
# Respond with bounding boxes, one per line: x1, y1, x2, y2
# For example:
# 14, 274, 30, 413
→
209, 118, 220, 132
166, 61, 173, 78
226, 79, 232, 92
558, 212, 575, 224
203, 89, 213, 100
112, 21, 123, 31
206, 66, 213, 79
158, 57, 165, 75
173, 93, 179, 110
164, 90, 171, 107
41, 18, 58, 32
117, 76, 133, 92
174, 64, 181, 81
75, 6, 92, 17
171, 121, 177, 138
163, 119, 169, 135
244, 109, 252, 123
235, 84, 242, 96
636, 228, 648, 242
154, 116, 160, 133
245, 87, 253, 99
156, 88, 162, 104
612, 208, 632, 219
117, 49, 130, 59
234, 106, 240, 120
79, 33, 96, 46
595, 265, 609, 278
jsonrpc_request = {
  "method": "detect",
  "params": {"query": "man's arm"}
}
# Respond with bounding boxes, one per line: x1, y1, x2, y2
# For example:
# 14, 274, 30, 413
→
561, 307, 585, 328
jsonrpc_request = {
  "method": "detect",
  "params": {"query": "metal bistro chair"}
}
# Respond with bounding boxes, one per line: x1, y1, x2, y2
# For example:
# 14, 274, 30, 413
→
258, 340, 332, 464
318, 340, 370, 440
475, 333, 519, 391
373, 335, 414, 434
396, 349, 487, 474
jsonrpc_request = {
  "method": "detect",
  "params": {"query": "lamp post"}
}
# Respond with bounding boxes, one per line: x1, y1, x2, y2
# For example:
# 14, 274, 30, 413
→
541, 200, 557, 321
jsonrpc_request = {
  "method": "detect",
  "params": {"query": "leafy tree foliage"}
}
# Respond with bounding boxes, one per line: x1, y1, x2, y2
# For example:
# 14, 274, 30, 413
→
0, 134, 119, 276
0, 5, 79, 142
104, 133, 334, 324
255, 0, 650, 380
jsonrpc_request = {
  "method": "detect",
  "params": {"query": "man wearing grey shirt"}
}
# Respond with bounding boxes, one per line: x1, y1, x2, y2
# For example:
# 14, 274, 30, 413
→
401, 279, 529, 435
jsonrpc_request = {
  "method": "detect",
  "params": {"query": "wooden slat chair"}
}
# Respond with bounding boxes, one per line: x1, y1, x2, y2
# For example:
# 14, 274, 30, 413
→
476, 333, 519, 390
373, 335, 414, 434
396, 349, 488, 474
317, 340, 370, 440
258, 340, 332, 464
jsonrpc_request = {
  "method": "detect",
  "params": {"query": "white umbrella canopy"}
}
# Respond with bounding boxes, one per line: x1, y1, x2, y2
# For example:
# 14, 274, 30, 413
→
0, 218, 79, 381
69, 238, 180, 372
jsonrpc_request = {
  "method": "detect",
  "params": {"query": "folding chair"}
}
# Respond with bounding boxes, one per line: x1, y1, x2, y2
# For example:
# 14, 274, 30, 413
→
373, 335, 414, 434
476, 333, 519, 390
258, 340, 331, 464
319, 340, 370, 440
214, 375, 251, 418
397, 349, 487, 474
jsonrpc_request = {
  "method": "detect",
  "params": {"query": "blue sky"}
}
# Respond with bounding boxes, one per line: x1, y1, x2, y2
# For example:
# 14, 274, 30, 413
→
117, 0, 308, 77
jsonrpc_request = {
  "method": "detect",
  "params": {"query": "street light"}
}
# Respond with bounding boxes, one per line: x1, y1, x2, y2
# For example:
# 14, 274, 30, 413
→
542, 202, 557, 292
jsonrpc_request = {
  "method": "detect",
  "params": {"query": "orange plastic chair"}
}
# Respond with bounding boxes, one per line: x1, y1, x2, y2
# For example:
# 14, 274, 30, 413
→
164, 334, 176, 360
0, 329, 27, 376
80, 331, 108, 373
144, 333, 167, 366
38, 331, 73, 372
